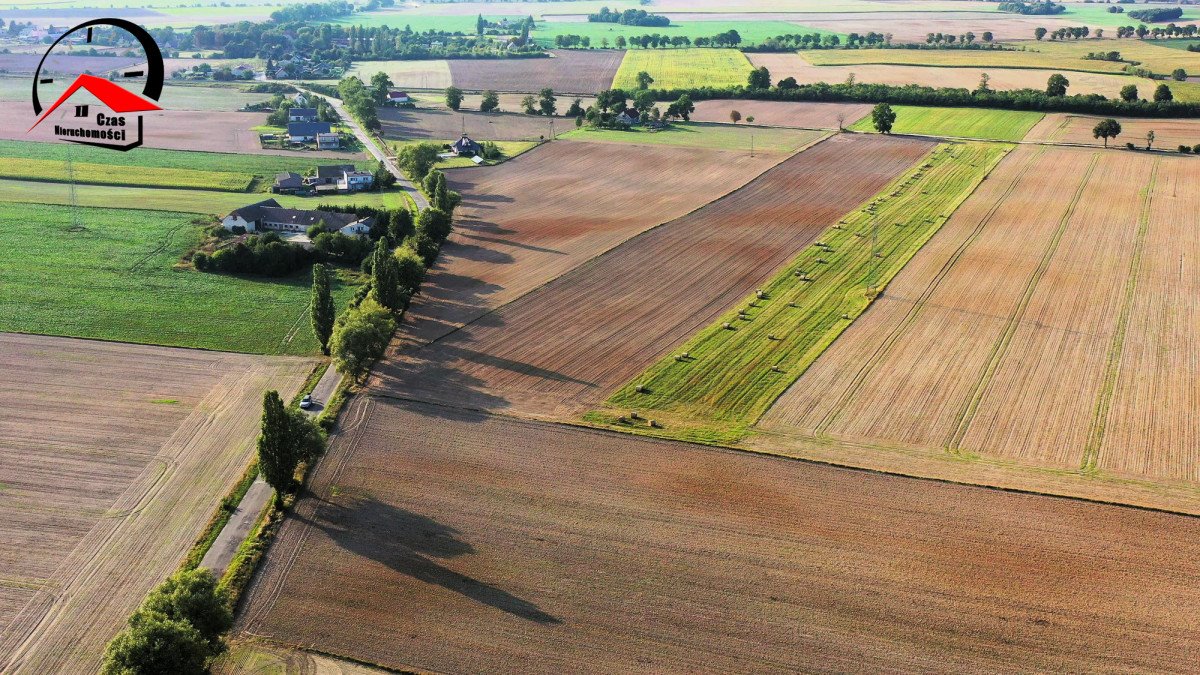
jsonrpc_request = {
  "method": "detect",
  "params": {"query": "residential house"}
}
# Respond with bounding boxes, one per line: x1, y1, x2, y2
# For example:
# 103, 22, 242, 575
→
287, 121, 332, 143
272, 172, 305, 194
222, 199, 374, 236
338, 169, 374, 192
312, 164, 356, 185
316, 132, 340, 150
450, 133, 482, 156
616, 108, 641, 126
385, 90, 412, 105
289, 107, 318, 123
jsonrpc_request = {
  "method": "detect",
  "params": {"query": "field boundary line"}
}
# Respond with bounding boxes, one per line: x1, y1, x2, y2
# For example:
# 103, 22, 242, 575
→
946, 152, 1100, 452
811, 143, 1034, 436
1081, 159, 1160, 473
411, 132, 832, 350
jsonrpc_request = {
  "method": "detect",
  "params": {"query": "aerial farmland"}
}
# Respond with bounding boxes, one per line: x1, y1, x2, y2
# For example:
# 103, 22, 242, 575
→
4, 0, 1200, 672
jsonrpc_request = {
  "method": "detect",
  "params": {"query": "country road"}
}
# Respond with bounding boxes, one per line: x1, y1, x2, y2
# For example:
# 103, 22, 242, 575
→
296, 86, 429, 211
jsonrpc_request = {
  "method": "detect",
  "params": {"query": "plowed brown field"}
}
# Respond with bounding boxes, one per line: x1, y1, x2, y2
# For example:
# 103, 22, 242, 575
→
448, 50, 625, 94
691, 99, 872, 130
379, 107, 560, 142
760, 145, 1200, 488
393, 137, 809, 347
0, 334, 312, 674
1027, 113, 1200, 151
370, 134, 932, 418
237, 396, 1200, 673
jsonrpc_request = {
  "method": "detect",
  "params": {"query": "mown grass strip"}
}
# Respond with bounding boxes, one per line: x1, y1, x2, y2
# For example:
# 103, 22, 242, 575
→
591, 141, 1010, 444
0, 157, 253, 192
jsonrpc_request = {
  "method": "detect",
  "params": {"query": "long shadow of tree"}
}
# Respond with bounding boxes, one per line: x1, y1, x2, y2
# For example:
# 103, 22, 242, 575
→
298, 494, 561, 625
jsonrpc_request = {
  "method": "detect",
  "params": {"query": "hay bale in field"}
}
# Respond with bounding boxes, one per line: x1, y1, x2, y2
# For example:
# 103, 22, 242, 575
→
630, 411, 640, 420
842, 313, 851, 320
635, 384, 649, 394
723, 322, 734, 330
648, 419, 661, 428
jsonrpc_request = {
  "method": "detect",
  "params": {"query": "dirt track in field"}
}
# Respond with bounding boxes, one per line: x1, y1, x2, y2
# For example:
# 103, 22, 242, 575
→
760, 144, 1200, 487
692, 99, 872, 129
1027, 113, 1200, 151
370, 133, 932, 418
237, 395, 1200, 674
0, 334, 312, 674
448, 50, 625, 94
389, 137, 802, 348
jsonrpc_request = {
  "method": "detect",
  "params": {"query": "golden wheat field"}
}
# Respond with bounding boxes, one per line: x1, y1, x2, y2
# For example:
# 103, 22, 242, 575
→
758, 145, 1199, 486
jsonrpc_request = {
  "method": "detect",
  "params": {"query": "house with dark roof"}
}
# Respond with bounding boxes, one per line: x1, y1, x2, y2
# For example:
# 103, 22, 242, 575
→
289, 107, 318, 123
450, 133, 482, 156
313, 164, 356, 185
288, 121, 332, 143
272, 172, 305, 194
221, 199, 373, 237
616, 108, 641, 126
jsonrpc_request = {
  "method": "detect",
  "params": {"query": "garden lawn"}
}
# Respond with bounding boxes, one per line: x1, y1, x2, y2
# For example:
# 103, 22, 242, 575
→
0, 202, 360, 355
533, 20, 841, 49
613, 48, 754, 90
850, 105, 1043, 141
592, 142, 1010, 442
561, 122, 823, 153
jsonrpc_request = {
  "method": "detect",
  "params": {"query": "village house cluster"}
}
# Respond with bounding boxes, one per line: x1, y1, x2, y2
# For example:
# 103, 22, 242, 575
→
220, 198, 372, 237
270, 163, 374, 195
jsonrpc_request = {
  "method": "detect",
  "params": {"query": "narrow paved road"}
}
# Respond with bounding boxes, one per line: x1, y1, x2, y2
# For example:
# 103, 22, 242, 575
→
199, 478, 272, 577
296, 86, 429, 211
302, 364, 342, 418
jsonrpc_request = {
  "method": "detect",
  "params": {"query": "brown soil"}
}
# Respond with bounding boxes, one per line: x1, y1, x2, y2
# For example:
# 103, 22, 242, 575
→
448, 50, 624, 94
379, 107, 562, 142
390, 137, 797, 349
0, 333, 312, 674
236, 395, 1200, 674
370, 133, 932, 418
0, 53, 143, 75
1027, 113, 1200, 151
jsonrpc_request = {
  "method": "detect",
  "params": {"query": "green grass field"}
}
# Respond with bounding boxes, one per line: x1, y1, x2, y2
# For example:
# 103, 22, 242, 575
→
850, 106, 1044, 141
589, 142, 1010, 443
1053, 4, 1200, 28
0, 157, 253, 191
562, 122, 824, 153
1013, 39, 1200, 79
613, 48, 754, 90
804, 48, 1129, 74
0, 202, 361, 355
533, 20, 840, 49
0, 179, 411, 214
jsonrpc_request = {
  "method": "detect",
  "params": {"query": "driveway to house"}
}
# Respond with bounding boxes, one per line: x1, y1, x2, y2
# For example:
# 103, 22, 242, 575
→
295, 85, 429, 211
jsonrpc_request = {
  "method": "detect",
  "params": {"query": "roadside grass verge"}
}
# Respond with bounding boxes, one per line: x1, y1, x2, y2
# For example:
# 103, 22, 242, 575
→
613, 48, 754, 90
0, 202, 361, 355
589, 141, 1011, 444
561, 122, 824, 153
850, 105, 1044, 142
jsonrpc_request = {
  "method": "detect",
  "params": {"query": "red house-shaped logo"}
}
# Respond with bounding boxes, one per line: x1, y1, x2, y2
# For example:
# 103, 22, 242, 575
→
29, 73, 161, 149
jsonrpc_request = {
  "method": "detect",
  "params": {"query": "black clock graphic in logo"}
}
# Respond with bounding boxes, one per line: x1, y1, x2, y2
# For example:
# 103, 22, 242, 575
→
29, 18, 165, 150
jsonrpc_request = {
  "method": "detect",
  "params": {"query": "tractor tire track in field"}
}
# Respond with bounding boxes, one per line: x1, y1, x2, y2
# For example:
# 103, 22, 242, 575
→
812, 145, 1040, 437
945, 153, 1100, 452
127, 220, 188, 275
1081, 159, 1159, 473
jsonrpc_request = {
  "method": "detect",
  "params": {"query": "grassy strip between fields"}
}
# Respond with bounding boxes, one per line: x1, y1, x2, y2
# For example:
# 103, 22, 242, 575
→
0, 157, 254, 192
850, 105, 1045, 142
587, 140, 1011, 445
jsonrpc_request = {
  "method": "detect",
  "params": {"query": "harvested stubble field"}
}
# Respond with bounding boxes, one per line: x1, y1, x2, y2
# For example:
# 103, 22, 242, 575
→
596, 142, 1008, 442
389, 138, 797, 347
0, 52, 142, 75
1027, 113, 1200, 150
379, 107, 561, 142
691, 99, 872, 129
1013, 39, 1200, 80
747, 52, 1162, 99
849, 105, 1044, 142
613, 48, 754, 90
803, 46, 1129, 75
0, 333, 312, 674
561, 121, 823, 152
346, 59, 452, 90
447, 50, 624, 94
236, 396, 1200, 673
784, 11, 1077, 42
0, 202, 359, 355
370, 134, 933, 418
760, 145, 1200, 487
